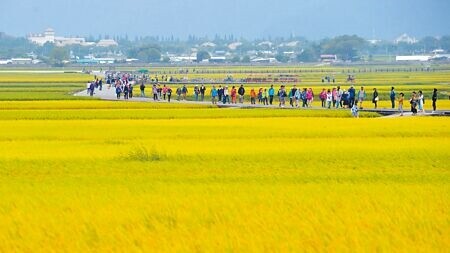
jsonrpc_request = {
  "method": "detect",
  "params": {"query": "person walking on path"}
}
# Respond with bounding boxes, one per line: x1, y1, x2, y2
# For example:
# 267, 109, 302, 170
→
372, 88, 379, 109
257, 88, 263, 104
348, 85, 356, 108
351, 102, 359, 118
306, 88, 314, 107
319, 88, 327, 108
268, 85, 275, 105
250, 88, 256, 105
167, 87, 172, 102
357, 86, 366, 109
326, 89, 332, 109
152, 84, 158, 101
231, 86, 237, 104
129, 84, 133, 98
432, 88, 438, 112
194, 85, 200, 101
335, 86, 342, 108
115, 84, 122, 99
162, 85, 168, 100
278, 85, 287, 107
123, 84, 129, 100
390, 87, 396, 109
291, 85, 298, 107
217, 85, 223, 103
288, 88, 294, 107
294, 87, 301, 107
238, 85, 245, 103
86, 81, 91, 95
200, 84, 206, 101
89, 82, 95, 97
98, 79, 103, 91
157, 84, 162, 100
140, 82, 146, 97
418, 90, 424, 113
210, 86, 218, 104
223, 86, 230, 104
398, 92, 404, 116
263, 88, 269, 105
301, 88, 308, 107
332, 87, 337, 107
176, 86, 182, 101
410, 92, 418, 115
181, 85, 188, 100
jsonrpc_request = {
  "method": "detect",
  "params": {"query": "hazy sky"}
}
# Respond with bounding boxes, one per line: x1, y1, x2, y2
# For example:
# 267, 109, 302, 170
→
0, 0, 449, 40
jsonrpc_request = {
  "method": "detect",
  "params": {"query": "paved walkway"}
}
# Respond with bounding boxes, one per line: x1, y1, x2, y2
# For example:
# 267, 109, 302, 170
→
74, 86, 449, 117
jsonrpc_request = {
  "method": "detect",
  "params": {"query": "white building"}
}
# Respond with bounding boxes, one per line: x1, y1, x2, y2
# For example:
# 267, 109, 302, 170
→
170, 55, 197, 63
395, 34, 418, 44
258, 41, 273, 47
97, 39, 118, 47
28, 28, 55, 46
28, 28, 92, 47
279, 41, 299, 47
200, 42, 216, 48
431, 49, 445, 54
228, 42, 242, 50
396, 55, 431, 62
320, 54, 338, 62
251, 57, 277, 63
54, 37, 86, 47
0, 59, 12, 65
11, 58, 33, 64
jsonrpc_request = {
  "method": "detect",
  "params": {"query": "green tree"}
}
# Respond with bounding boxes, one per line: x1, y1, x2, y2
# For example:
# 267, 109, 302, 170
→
231, 56, 241, 63
241, 55, 250, 63
196, 50, 211, 62
49, 47, 69, 66
296, 47, 317, 62
133, 44, 161, 62
161, 56, 170, 63
439, 36, 450, 52
320, 35, 366, 61
418, 36, 440, 52
275, 53, 289, 63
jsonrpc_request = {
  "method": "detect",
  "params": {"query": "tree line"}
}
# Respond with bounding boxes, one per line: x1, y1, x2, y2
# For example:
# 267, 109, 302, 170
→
1, 32, 449, 64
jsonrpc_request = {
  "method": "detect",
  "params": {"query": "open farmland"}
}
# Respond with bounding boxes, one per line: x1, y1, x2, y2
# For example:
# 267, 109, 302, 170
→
0, 67, 449, 252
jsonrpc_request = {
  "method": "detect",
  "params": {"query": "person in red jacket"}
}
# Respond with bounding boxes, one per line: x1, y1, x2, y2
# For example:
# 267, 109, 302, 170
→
250, 88, 257, 105
319, 88, 327, 108
231, 86, 237, 104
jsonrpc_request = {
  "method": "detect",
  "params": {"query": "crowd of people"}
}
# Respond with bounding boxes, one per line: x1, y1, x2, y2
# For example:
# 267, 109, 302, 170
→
87, 77, 441, 116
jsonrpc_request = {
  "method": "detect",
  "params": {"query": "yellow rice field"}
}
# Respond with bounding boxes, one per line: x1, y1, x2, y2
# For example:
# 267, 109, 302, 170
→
0, 69, 449, 252
0, 100, 449, 252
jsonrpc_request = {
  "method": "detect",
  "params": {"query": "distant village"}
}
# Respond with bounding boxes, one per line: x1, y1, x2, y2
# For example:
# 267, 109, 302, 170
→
0, 28, 449, 66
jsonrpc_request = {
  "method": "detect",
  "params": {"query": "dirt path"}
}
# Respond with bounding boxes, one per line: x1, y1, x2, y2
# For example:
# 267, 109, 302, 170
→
74, 86, 448, 117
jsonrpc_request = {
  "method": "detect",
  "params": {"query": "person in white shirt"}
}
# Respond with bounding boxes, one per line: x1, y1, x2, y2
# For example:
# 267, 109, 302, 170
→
326, 89, 333, 109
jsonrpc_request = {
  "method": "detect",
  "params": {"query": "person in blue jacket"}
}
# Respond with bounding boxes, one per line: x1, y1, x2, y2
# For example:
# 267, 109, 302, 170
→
268, 85, 275, 105
210, 85, 218, 104
390, 87, 396, 109
348, 85, 356, 107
